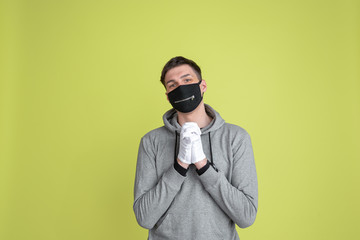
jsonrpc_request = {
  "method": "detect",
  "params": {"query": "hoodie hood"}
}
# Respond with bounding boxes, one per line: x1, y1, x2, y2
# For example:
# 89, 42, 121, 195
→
163, 104, 225, 134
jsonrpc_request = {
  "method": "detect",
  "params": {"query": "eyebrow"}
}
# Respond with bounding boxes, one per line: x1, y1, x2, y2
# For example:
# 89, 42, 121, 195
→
180, 74, 191, 79
166, 74, 193, 86
165, 79, 175, 86
166, 74, 193, 85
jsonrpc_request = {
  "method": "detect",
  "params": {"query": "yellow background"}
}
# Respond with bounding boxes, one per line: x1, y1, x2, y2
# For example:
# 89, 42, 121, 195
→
1, 0, 359, 239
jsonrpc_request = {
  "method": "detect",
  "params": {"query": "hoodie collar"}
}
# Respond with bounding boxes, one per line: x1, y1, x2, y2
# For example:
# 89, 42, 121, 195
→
163, 104, 225, 134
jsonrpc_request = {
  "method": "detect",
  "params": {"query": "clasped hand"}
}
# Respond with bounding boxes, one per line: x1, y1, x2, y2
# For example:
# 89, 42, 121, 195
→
178, 122, 206, 165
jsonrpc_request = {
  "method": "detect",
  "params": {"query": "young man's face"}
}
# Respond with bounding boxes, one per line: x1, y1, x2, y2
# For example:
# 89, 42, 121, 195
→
164, 64, 206, 95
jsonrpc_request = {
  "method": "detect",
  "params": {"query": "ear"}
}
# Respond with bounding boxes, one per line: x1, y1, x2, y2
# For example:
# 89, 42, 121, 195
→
165, 91, 169, 102
200, 79, 207, 93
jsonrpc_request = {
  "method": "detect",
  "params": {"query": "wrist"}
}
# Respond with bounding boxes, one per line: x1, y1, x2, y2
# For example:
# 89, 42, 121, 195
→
194, 158, 207, 170
177, 158, 190, 169
196, 160, 210, 176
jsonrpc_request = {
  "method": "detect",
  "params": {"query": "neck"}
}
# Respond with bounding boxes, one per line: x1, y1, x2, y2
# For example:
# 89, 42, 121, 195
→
177, 102, 213, 128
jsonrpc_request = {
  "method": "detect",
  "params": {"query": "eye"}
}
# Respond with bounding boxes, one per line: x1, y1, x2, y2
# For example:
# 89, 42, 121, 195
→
185, 78, 191, 82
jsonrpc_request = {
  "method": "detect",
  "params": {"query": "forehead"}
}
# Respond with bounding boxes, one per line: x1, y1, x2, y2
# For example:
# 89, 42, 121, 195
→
164, 64, 196, 82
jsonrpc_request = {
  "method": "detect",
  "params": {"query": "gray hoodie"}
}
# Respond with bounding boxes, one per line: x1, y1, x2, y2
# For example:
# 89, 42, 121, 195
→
133, 104, 258, 240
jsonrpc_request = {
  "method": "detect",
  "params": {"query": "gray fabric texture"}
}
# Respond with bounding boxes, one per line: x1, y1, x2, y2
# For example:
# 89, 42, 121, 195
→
133, 104, 258, 240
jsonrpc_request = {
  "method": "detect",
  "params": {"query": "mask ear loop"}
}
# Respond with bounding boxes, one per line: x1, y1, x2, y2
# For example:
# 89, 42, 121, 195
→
198, 80, 205, 98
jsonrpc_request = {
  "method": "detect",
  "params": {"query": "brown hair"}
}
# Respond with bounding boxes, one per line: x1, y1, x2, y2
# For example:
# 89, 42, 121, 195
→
160, 56, 202, 87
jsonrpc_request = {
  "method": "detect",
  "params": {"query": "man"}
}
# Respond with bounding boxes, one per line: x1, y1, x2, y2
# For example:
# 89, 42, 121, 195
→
133, 56, 258, 240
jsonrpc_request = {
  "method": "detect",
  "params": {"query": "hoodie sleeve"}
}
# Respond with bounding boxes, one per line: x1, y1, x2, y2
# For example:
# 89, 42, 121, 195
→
133, 135, 186, 229
198, 131, 258, 228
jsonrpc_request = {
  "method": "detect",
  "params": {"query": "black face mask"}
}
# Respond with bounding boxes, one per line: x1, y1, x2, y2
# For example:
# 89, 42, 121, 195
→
167, 80, 203, 113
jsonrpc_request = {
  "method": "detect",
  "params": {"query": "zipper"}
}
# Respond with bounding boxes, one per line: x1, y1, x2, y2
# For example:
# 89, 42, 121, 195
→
174, 95, 195, 103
